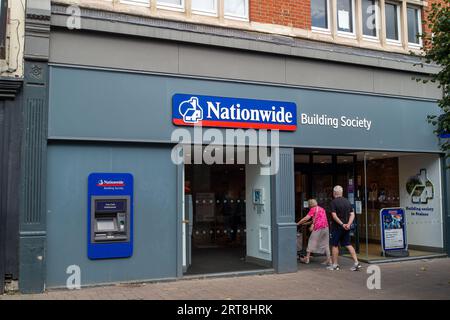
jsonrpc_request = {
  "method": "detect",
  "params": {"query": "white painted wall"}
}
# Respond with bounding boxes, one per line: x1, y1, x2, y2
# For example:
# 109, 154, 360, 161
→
245, 164, 272, 262
399, 154, 444, 249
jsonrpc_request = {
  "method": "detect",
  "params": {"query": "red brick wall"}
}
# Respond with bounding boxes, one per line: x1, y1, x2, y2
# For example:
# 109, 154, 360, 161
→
250, 0, 311, 29
422, 0, 448, 36
249, 0, 447, 36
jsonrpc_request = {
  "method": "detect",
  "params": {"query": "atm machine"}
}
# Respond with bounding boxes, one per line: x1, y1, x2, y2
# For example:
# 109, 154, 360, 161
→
88, 173, 133, 260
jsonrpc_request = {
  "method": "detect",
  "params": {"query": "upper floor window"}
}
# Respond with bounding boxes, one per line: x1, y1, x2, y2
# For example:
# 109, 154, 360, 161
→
337, 0, 355, 34
311, 0, 330, 31
121, 0, 150, 7
224, 0, 249, 20
361, 0, 379, 38
192, 0, 218, 16
0, 0, 7, 59
407, 6, 421, 45
385, 2, 401, 43
157, 0, 184, 11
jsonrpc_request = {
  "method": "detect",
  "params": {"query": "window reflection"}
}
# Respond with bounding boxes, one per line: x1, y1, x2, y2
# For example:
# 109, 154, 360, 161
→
311, 0, 329, 29
407, 7, 420, 44
362, 0, 377, 37
386, 3, 399, 41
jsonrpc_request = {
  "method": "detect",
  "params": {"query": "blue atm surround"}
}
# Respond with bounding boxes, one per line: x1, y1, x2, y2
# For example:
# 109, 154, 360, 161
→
88, 173, 133, 259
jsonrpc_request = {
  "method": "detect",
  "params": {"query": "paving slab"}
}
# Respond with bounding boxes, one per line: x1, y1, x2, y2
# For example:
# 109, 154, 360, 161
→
1, 257, 449, 300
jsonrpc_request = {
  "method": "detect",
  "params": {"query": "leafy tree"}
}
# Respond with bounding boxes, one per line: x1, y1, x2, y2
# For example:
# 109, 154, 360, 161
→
418, 0, 450, 157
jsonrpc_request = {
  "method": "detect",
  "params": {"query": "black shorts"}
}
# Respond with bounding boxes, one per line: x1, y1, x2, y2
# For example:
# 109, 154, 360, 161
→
331, 227, 351, 247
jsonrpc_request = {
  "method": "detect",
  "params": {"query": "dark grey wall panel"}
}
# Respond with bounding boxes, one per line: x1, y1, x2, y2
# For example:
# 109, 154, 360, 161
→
46, 144, 178, 287
271, 148, 297, 273
19, 61, 49, 294
49, 31, 179, 74
0, 95, 22, 293
19, 0, 51, 294
49, 31, 442, 100
48, 66, 442, 153
4, 97, 21, 279
286, 58, 442, 99
0, 100, 6, 294
178, 45, 286, 83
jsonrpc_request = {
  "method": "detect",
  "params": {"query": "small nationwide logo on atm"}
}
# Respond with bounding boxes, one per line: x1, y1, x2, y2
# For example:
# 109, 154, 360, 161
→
97, 179, 126, 187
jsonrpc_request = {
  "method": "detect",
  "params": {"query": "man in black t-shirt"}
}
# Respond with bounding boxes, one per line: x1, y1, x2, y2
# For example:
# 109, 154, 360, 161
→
327, 185, 361, 271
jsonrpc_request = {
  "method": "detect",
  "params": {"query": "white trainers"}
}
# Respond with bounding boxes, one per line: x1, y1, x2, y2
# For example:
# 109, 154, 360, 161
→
350, 263, 362, 271
326, 264, 340, 271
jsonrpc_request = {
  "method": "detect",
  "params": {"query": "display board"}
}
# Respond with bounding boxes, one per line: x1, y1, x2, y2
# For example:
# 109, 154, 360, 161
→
380, 208, 407, 252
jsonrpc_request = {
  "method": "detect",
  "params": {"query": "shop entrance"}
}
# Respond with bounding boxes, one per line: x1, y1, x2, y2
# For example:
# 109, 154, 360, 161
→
182, 148, 273, 275
294, 153, 359, 256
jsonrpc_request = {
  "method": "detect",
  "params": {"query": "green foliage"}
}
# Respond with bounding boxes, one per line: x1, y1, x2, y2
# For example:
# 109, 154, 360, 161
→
419, 0, 450, 157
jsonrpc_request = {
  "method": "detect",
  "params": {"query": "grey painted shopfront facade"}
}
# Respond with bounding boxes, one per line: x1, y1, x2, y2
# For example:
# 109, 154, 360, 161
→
14, 1, 449, 293
44, 64, 446, 288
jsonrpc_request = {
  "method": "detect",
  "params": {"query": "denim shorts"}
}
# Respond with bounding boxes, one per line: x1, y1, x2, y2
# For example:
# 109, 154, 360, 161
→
331, 227, 351, 247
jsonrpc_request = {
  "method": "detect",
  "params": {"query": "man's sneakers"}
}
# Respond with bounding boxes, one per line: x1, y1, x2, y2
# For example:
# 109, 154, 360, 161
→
326, 263, 362, 271
326, 264, 340, 271
350, 262, 362, 271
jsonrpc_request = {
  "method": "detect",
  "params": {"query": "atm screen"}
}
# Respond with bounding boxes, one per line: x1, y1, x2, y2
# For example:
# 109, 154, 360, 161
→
97, 219, 116, 231
95, 199, 126, 212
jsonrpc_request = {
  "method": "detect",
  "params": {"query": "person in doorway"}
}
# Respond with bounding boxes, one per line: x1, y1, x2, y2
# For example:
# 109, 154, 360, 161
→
296, 199, 331, 266
327, 185, 362, 271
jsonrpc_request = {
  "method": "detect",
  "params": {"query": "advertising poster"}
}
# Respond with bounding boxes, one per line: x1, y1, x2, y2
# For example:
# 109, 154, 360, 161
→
380, 208, 407, 252
399, 154, 443, 248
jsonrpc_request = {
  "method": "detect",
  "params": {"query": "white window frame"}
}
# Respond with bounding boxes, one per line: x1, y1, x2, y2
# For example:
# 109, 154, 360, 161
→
336, 0, 356, 38
311, 0, 332, 34
407, 6, 422, 48
385, 1, 402, 46
156, 0, 185, 12
224, 0, 249, 21
361, 0, 380, 42
191, 0, 218, 17
120, 0, 150, 7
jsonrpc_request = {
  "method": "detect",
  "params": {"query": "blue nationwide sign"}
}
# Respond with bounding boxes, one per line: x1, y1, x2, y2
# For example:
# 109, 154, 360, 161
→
172, 94, 297, 131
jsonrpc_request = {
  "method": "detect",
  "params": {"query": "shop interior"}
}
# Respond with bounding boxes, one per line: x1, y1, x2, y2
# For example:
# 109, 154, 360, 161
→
183, 147, 272, 275
295, 150, 445, 263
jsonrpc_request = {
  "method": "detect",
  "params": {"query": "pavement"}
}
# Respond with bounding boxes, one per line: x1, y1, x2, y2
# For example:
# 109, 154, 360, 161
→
1, 257, 449, 300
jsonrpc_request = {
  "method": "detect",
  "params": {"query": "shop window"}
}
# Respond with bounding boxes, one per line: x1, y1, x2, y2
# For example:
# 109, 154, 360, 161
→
337, 155, 354, 164
311, 0, 330, 31
224, 0, 249, 20
157, 0, 185, 11
192, 0, 218, 16
385, 2, 401, 43
355, 152, 444, 262
0, 0, 7, 59
361, 0, 379, 39
295, 154, 310, 164
337, 0, 355, 35
407, 6, 422, 46
313, 155, 332, 164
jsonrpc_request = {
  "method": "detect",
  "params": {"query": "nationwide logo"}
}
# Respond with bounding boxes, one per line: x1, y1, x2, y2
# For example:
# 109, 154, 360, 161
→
405, 169, 434, 205
96, 179, 126, 187
172, 94, 297, 131
179, 97, 203, 124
